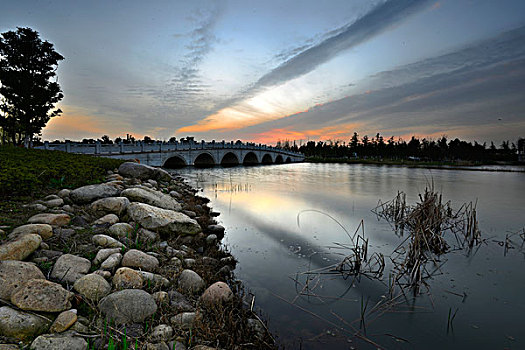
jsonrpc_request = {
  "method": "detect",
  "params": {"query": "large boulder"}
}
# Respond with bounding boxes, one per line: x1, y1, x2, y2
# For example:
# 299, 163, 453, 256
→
27, 213, 70, 227
121, 187, 182, 211
90, 197, 130, 216
50, 254, 91, 284
121, 249, 159, 272
98, 289, 157, 325
127, 203, 201, 236
9, 224, 53, 240
11, 279, 73, 312
0, 306, 51, 341
0, 261, 45, 300
73, 273, 111, 302
69, 183, 121, 204
30, 332, 87, 350
118, 162, 156, 180
0, 234, 42, 261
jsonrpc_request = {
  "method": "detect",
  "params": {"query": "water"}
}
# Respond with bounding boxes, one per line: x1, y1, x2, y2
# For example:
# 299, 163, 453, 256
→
173, 163, 525, 349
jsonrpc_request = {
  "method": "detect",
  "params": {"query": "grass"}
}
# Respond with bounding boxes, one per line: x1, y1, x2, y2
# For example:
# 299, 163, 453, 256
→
0, 145, 124, 197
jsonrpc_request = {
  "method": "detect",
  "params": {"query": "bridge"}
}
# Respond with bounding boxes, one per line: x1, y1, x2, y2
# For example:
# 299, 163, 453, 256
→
36, 139, 305, 168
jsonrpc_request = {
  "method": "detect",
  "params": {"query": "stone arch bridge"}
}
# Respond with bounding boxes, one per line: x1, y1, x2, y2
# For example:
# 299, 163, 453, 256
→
37, 140, 305, 168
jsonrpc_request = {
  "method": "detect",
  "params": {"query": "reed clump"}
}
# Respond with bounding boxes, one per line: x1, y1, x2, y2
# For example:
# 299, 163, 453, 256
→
374, 185, 481, 293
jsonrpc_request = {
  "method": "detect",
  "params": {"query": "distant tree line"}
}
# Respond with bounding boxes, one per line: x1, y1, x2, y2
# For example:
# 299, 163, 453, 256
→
279, 133, 524, 163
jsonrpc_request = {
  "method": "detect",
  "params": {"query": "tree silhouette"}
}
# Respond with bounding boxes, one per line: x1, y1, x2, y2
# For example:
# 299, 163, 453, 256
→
0, 27, 64, 145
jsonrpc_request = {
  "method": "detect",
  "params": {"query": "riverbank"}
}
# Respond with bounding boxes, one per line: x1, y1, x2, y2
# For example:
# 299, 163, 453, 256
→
305, 157, 525, 172
0, 151, 275, 349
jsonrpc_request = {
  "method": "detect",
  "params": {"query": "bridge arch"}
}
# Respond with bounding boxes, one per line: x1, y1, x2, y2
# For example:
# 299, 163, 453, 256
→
285, 157, 292, 163
243, 152, 259, 165
220, 152, 240, 167
275, 155, 284, 164
194, 152, 216, 167
261, 153, 273, 164
163, 155, 187, 169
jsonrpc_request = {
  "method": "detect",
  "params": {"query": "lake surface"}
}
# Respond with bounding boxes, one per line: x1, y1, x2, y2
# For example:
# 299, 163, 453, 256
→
173, 163, 525, 349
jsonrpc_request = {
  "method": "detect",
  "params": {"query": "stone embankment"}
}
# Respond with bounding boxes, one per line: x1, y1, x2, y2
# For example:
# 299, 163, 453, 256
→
0, 162, 271, 349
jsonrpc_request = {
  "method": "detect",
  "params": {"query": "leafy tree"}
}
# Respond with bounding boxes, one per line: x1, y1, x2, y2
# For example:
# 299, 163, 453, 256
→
0, 27, 64, 145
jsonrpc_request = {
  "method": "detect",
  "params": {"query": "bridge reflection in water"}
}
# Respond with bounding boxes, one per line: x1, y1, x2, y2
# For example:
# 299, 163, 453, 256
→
36, 139, 305, 168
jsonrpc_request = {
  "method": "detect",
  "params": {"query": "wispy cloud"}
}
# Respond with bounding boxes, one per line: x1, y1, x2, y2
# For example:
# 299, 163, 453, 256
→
234, 26, 525, 143
178, 0, 434, 133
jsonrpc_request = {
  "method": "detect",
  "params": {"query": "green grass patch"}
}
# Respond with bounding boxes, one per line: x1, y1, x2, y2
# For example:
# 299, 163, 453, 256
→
0, 146, 124, 197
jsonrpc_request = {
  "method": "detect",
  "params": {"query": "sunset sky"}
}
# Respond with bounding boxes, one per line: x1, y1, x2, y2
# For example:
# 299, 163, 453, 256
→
1, 0, 525, 145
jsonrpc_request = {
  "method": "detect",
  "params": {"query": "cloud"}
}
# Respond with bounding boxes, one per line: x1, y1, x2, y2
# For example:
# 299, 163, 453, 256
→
249, 0, 433, 92
233, 26, 525, 143
178, 0, 434, 133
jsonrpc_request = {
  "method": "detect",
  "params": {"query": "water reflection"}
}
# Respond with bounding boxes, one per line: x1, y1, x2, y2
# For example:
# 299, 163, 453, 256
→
174, 163, 525, 349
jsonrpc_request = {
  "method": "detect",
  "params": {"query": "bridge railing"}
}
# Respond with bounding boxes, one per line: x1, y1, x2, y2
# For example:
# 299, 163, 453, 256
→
35, 140, 304, 157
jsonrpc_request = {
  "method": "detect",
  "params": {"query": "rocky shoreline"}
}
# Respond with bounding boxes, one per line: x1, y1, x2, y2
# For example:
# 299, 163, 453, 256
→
0, 162, 274, 349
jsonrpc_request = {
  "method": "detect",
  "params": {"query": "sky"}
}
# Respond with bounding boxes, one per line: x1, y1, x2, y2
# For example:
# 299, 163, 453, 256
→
1, 0, 525, 145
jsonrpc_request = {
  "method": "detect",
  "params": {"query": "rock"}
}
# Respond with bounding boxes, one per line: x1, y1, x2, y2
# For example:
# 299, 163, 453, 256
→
24, 203, 47, 211
107, 174, 124, 181
0, 306, 51, 341
45, 198, 64, 208
168, 291, 195, 313
178, 270, 205, 294
100, 253, 122, 270
170, 312, 198, 330
147, 179, 158, 187
53, 227, 75, 240
154, 168, 172, 182
93, 248, 122, 264
182, 210, 196, 218
121, 187, 182, 211
0, 344, 19, 350
0, 234, 42, 261
247, 318, 266, 338
93, 270, 112, 279
151, 324, 173, 343
138, 228, 159, 242
69, 183, 121, 204
44, 194, 60, 200
9, 224, 53, 240
62, 205, 74, 213
39, 242, 50, 250
200, 282, 233, 306
207, 225, 225, 235
50, 254, 91, 284
118, 162, 156, 180
92, 234, 125, 248
98, 289, 157, 325
93, 213, 119, 225
169, 191, 181, 199
57, 189, 71, 198
153, 291, 169, 305
127, 203, 201, 236
49, 309, 77, 333
11, 279, 73, 312
30, 332, 87, 350
167, 341, 187, 350
122, 249, 159, 272
205, 234, 218, 245
27, 213, 70, 227
108, 222, 134, 238
73, 273, 111, 302
90, 197, 130, 216
113, 267, 144, 289
0, 260, 45, 300
183, 259, 195, 268
192, 346, 217, 350
138, 271, 170, 288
